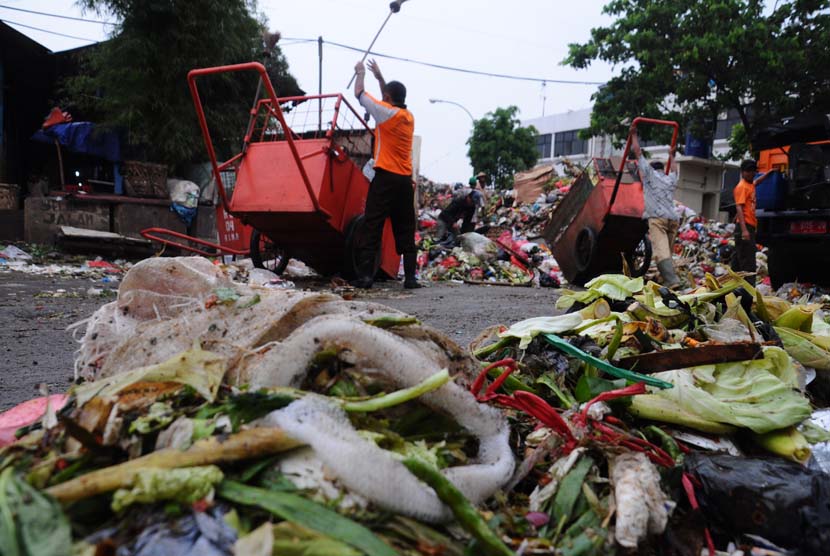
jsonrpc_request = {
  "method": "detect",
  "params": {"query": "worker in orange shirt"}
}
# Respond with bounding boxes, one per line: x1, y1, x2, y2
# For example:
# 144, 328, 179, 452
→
731, 159, 775, 285
351, 59, 419, 289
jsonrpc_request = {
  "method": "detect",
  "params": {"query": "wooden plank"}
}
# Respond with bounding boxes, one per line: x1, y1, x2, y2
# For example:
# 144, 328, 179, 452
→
616, 343, 764, 373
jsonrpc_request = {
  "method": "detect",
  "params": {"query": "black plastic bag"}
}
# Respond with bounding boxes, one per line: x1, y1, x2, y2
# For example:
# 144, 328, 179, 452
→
684, 453, 830, 556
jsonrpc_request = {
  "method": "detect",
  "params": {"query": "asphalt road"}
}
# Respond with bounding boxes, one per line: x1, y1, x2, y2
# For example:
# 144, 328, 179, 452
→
0, 272, 560, 411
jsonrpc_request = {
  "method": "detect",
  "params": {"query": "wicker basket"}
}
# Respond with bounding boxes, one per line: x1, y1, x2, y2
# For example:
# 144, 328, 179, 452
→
123, 160, 168, 198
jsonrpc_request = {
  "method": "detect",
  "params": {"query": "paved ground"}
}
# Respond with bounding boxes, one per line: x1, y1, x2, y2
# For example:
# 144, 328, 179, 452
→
0, 271, 560, 411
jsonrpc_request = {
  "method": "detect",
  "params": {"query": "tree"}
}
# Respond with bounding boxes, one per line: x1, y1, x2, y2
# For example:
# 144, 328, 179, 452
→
564, 0, 830, 158
66, 0, 302, 168
467, 106, 538, 189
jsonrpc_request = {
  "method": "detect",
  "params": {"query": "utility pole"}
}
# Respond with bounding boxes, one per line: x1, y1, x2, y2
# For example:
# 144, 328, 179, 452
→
318, 36, 323, 133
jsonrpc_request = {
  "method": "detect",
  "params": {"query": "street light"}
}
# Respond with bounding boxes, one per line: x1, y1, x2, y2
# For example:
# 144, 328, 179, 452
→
428, 98, 474, 123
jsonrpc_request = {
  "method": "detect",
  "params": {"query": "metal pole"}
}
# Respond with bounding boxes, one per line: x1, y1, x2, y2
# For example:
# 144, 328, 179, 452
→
346, 11, 394, 89
318, 36, 323, 133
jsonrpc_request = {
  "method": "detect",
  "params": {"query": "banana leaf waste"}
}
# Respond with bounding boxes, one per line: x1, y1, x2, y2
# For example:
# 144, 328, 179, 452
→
2, 257, 830, 556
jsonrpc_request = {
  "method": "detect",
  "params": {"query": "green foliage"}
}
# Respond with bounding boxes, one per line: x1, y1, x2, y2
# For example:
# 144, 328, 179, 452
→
466, 106, 538, 189
564, 0, 830, 150
65, 0, 302, 168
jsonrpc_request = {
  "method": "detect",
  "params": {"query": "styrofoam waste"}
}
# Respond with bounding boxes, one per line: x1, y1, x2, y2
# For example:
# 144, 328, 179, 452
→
73, 256, 514, 519
0, 245, 32, 260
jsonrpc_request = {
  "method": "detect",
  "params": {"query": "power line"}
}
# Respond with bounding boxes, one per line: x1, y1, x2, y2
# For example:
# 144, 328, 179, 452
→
1, 18, 99, 42
0, 4, 116, 25
322, 39, 604, 86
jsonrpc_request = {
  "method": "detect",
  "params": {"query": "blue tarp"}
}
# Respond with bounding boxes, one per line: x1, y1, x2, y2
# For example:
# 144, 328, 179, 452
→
31, 122, 121, 162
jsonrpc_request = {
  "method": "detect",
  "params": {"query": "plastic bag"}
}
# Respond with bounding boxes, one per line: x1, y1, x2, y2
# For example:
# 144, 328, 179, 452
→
87, 507, 236, 556
167, 179, 200, 208
458, 232, 498, 262
684, 453, 830, 556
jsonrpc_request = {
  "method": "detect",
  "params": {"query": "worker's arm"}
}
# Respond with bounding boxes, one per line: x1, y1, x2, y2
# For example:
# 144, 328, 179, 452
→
735, 203, 750, 240
367, 59, 387, 96
630, 127, 643, 160
357, 90, 399, 126
753, 170, 775, 186
630, 128, 653, 182
354, 60, 366, 98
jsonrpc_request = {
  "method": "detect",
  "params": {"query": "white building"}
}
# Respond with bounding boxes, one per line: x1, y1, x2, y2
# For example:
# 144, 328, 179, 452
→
522, 108, 743, 220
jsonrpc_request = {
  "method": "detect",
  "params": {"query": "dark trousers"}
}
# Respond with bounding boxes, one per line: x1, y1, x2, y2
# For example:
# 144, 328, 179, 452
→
731, 224, 757, 284
359, 168, 416, 275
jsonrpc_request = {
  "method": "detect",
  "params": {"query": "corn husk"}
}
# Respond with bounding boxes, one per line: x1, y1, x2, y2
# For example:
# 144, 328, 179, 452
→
776, 327, 830, 371
775, 305, 821, 332
754, 427, 812, 464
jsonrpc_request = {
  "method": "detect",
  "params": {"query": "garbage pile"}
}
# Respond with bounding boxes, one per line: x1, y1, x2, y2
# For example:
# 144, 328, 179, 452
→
3, 258, 830, 556
418, 179, 573, 286
0, 243, 128, 280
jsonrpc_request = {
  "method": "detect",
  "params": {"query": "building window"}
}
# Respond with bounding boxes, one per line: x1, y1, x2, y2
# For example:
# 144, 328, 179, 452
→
536, 133, 552, 159
554, 129, 588, 156
715, 109, 743, 140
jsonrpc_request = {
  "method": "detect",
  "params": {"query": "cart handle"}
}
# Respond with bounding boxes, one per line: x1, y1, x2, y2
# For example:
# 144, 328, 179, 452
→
140, 227, 250, 257
607, 117, 680, 218
187, 62, 327, 218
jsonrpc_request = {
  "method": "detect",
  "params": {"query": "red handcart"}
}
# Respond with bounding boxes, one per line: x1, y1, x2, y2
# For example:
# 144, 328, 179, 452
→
543, 117, 680, 285
142, 62, 400, 278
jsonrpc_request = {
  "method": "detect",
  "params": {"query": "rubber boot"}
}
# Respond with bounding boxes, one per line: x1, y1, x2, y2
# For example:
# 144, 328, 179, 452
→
657, 258, 680, 289
349, 251, 374, 289
403, 252, 422, 289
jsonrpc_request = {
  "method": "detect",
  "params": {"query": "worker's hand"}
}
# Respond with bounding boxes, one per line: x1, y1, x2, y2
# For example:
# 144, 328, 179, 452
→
741, 228, 750, 240
368, 59, 383, 80
354, 61, 366, 75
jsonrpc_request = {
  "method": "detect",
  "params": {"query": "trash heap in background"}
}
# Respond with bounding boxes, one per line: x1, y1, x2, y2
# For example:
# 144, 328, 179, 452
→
417, 170, 787, 291
2, 257, 830, 556
417, 174, 575, 287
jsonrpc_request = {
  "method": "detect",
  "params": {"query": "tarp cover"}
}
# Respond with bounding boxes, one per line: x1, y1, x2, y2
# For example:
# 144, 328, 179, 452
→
31, 122, 121, 162
751, 114, 830, 151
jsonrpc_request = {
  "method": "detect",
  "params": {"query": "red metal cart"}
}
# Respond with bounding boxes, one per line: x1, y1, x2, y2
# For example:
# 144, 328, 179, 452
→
143, 62, 400, 278
543, 117, 679, 285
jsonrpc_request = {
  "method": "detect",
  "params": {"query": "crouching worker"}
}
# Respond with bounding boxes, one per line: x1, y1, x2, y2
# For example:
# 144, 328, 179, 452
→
435, 189, 484, 243
631, 125, 681, 288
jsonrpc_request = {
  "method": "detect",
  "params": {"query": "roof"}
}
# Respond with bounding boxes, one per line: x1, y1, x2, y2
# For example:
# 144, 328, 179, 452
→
0, 20, 52, 55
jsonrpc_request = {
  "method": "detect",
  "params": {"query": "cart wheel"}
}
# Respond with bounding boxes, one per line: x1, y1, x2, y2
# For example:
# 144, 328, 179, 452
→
574, 226, 597, 273
624, 237, 652, 278
250, 230, 289, 275
344, 214, 380, 279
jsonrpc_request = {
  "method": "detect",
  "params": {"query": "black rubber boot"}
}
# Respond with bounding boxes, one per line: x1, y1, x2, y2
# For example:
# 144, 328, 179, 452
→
656, 258, 680, 290
350, 251, 374, 289
403, 252, 421, 289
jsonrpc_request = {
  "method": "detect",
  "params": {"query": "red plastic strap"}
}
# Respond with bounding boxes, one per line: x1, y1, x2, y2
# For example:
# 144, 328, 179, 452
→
683, 473, 716, 556
579, 382, 647, 423
471, 359, 575, 442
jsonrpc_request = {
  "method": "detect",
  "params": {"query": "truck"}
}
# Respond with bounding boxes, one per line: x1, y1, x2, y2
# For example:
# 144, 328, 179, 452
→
722, 114, 830, 287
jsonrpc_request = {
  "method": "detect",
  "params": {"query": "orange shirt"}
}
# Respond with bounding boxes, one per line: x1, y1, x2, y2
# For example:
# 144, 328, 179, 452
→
733, 178, 757, 228
358, 92, 414, 176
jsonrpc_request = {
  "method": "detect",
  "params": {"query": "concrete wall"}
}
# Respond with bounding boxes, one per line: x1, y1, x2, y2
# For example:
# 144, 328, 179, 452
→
25, 196, 217, 246
25, 197, 109, 244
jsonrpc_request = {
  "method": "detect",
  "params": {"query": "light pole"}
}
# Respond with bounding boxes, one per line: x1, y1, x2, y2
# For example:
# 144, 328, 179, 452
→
428, 98, 474, 124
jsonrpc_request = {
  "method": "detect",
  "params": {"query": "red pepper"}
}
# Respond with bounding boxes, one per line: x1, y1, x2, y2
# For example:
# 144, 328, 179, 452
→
683, 473, 716, 556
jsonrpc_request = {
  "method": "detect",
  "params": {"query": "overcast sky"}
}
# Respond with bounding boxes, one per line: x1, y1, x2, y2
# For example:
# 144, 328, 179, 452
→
4, 0, 617, 182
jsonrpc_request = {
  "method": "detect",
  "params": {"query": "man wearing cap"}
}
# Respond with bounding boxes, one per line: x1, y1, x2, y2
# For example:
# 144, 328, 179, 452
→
435, 188, 484, 243
731, 159, 775, 285
352, 59, 419, 289
631, 126, 681, 288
